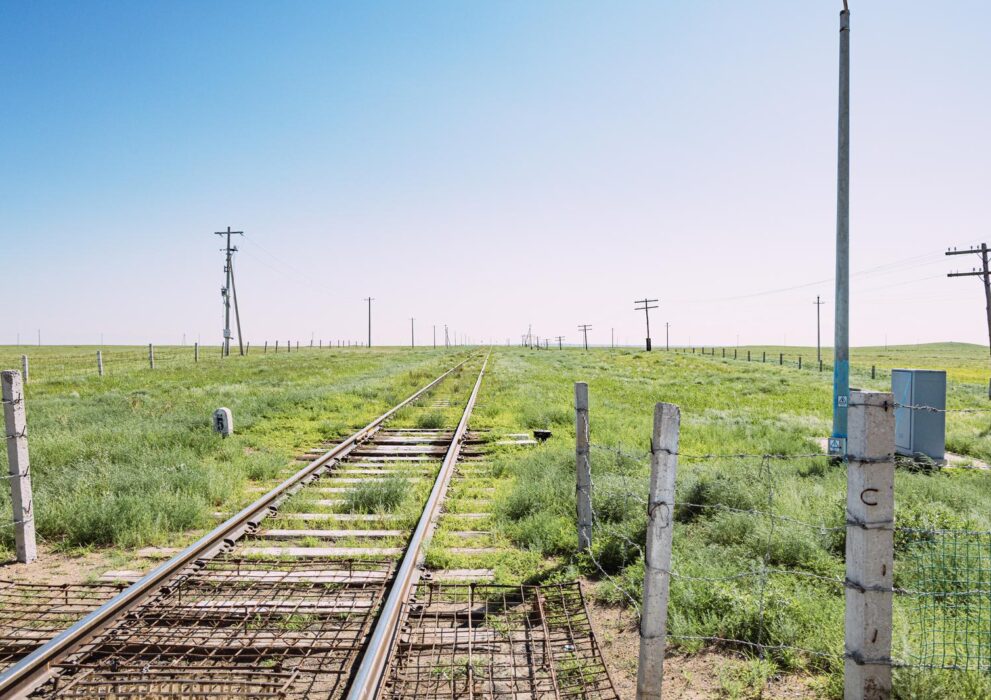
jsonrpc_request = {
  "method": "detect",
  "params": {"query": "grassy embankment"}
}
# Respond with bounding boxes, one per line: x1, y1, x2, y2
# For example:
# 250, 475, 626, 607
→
0, 345, 468, 555
471, 345, 991, 699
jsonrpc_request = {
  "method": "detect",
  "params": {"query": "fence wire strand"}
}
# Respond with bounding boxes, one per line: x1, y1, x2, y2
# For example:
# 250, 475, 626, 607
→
582, 443, 991, 677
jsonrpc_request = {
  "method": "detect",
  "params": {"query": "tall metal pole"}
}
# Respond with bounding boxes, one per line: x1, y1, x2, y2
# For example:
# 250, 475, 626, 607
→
230, 256, 244, 356
364, 298, 373, 347
665, 322, 670, 351
830, 5, 851, 455
410, 317, 415, 348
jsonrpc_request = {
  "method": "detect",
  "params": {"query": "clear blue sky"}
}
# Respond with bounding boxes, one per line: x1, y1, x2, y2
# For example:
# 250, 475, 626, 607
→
1, 1, 989, 347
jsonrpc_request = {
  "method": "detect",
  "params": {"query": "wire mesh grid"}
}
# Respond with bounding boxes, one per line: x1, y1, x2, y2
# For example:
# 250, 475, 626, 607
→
30, 556, 395, 700
896, 528, 991, 672
381, 582, 619, 699
0, 579, 127, 673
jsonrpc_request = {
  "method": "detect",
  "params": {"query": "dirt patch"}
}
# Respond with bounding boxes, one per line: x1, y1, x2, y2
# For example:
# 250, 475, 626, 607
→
0, 544, 148, 586
585, 592, 820, 698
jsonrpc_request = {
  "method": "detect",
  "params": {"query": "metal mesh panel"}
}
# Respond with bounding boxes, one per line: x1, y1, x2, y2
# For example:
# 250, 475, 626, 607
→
30, 557, 395, 700
382, 582, 619, 699
0, 580, 126, 672
898, 528, 991, 672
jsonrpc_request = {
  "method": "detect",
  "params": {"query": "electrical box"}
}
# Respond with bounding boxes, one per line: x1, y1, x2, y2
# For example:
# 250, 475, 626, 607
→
892, 369, 945, 461
213, 407, 233, 437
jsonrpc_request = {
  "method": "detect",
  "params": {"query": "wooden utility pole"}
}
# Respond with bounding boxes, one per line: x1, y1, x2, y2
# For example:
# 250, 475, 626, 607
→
814, 296, 825, 363
2, 370, 36, 563
578, 324, 592, 351
634, 298, 659, 351
555, 335, 565, 349
947, 243, 991, 396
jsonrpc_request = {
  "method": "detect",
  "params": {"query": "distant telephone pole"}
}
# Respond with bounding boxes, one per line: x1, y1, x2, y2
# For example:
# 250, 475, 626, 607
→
364, 297, 374, 347
214, 226, 245, 356
578, 324, 592, 351
556, 335, 565, 349
444, 325, 449, 348
634, 297, 659, 351
433, 325, 436, 348
665, 322, 670, 351
814, 296, 825, 363
947, 243, 991, 395
410, 317, 415, 348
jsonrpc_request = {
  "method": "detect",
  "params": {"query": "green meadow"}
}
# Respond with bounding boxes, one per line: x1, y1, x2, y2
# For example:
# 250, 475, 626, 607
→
2, 342, 990, 698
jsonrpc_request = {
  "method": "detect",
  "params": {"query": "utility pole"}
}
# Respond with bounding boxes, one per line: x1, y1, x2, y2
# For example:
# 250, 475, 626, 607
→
214, 226, 245, 356
634, 298, 659, 351
363, 297, 374, 347
829, 3, 851, 457
947, 243, 991, 396
814, 296, 826, 363
578, 324, 592, 351
432, 325, 436, 349
444, 325, 449, 348
410, 317, 415, 348
665, 322, 670, 351
556, 335, 565, 349
611, 328, 614, 349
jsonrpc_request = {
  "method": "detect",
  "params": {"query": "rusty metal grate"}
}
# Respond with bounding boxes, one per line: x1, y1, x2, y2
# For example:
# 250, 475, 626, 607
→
381, 582, 619, 698
30, 557, 395, 699
0, 579, 126, 672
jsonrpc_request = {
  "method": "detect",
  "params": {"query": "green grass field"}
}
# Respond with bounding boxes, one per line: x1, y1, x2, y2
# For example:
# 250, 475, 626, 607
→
1, 342, 989, 698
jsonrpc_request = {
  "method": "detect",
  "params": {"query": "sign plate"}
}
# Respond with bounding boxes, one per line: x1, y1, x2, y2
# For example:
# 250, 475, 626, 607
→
827, 437, 846, 456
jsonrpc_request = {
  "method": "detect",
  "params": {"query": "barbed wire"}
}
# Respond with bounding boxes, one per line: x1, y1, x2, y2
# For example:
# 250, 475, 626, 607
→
582, 443, 991, 677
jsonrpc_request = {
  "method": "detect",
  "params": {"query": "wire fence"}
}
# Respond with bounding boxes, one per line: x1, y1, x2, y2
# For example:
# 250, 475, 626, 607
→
581, 442, 991, 683
0, 343, 370, 385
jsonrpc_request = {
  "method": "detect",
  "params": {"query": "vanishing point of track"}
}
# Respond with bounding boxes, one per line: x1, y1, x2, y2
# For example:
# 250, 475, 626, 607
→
0, 353, 618, 699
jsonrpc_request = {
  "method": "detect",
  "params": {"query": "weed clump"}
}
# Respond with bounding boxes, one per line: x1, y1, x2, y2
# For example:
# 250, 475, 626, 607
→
343, 477, 407, 513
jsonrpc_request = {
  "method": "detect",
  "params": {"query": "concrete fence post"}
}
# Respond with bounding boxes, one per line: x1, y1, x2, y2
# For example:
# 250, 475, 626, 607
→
264, 341, 268, 354
734, 349, 737, 359
779, 352, 783, 365
148, 344, 155, 369
762, 351, 766, 363
845, 390, 894, 699
275, 340, 279, 353
97, 350, 104, 377
194, 342, 199, 363
20, 355, 28, 383
820, 360, 824, 372
871, 365, 876, 380
747, 351, 751, 361
575, 382, 592, 552
636, 402, 680, 700
799, 356, 803, 370
245, 341, 250, 355
2, 370, 37, 563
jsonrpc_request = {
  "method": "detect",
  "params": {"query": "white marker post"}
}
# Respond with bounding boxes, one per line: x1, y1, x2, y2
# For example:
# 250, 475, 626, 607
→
2, 370, 37, 563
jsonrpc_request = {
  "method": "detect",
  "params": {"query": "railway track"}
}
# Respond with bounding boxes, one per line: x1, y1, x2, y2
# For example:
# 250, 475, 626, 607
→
0, 354, 618, 699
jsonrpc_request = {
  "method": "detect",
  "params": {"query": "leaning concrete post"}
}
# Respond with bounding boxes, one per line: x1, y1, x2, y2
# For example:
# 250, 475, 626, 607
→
194, 342, 199, 363
148, 344, 155, 369
20, 355, 28, 383
845, 390, 894, 699
575, 382, 592, 552
636, 402, 680, 700
2, 371, 37, 563
96, 350, 104, 377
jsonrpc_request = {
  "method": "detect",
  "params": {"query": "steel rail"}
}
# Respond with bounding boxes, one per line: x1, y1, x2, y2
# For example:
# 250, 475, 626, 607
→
0, 355, 474, 699
346, 351, 490, 700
